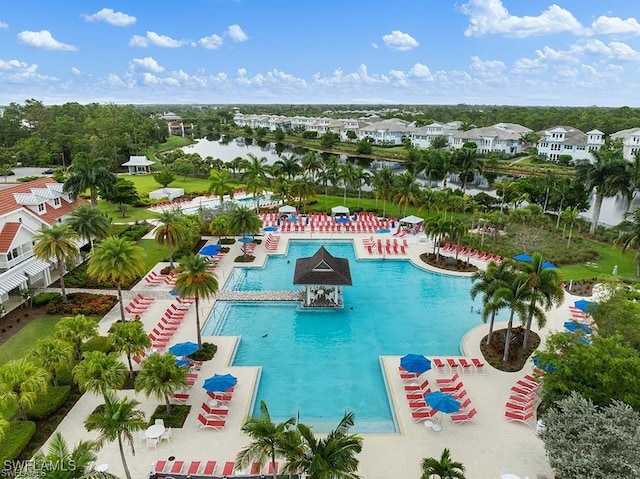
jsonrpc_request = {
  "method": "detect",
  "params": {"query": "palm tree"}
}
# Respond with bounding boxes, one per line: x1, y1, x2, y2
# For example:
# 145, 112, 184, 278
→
454, 148, 481, 192
575, 149, 628, 234
208, 169, 236, 206
448, 218, 468, 261
65, 204, 110, 250
622, 152, 640, 212
243, 154, 269, 211
173, 253, 219, 350
154, 210, 186, 268
424, 215, 451, 260
28, 338, 73, 387
371, 168, 395, 218
420, 448, 466, 479
236, 401, 297, 479
339, 161, 357, 204
63, 155, 117, 207
110, 321, 152, 378
289, 412, 363, 479
494, 273, 540, 363
87, 237, 146, 322
135, 352, 188, 414
353, 166, 372, 209
0, 358, 49, 420
517, 253, 564, 349
84, 390, 146, 479
615, 208, 640, 276
562, 207, 580, 247
470, 261, 514, 346
301, 151, 323, 181
273, 155, 302, 181
292, 177, 317, 212
27, 432, 99, 479
73, 351, 127, 395
55, 314, 98, 361
228, 207, 263, 258
32, 224, 79, 302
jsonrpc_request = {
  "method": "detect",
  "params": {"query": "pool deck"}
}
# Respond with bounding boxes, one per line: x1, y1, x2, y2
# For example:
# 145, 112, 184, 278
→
51, 231, 581, 479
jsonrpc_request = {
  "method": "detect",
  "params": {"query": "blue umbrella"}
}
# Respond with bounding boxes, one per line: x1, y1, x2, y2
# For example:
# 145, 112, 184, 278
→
169, 341, 199, 356
564, 321, 592, 334
542, 261, 557, 269
574, 299, 595, 313
287, 216, 299, 222
532, 355, 557, 373
237, 236, 254, 242
203, 373, 237, 392
199, 244, 221, 256
377, 228, 390, 234
263, 226, 278, 232
514, 253, 533, 262
425, 391, 460, 414
169, 288, 178, 296
400, 354, 432, 374
176, 359, 191, 368
335, 217, 350, 224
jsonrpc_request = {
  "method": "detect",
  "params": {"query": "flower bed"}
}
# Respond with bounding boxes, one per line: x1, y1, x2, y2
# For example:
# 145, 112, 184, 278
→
46, 293, 118, 316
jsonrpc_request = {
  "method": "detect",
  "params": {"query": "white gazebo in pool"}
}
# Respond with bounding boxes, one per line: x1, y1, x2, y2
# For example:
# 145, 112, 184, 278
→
122, 156, 154, 175
293, 246, 352, 308
399, 214, 424, 234
331, 205, 350, 217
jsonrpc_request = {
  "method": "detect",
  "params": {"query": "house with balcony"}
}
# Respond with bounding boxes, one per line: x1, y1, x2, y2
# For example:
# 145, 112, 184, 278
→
449, 123, 531, 155
0, 178, 86, 302
410, 122, 461, 149
537, 126, 603, 162
357, 119, 412, 146
610, 127, 640, 161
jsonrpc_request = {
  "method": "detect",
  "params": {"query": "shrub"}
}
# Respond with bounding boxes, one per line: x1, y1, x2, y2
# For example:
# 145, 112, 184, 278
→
220, 238, 235, 245
119, 224, 151, 242
64, 261, 141, 289
149, 404, 191, 428
33, 292, 61, 306
81, 335, 113, 354
47, 293, 117, 316
17, 176, 41, 183
0, 421, 36, 463
189, 342, 217, 361
26, 386, 71, 421
234, 255, 255, 263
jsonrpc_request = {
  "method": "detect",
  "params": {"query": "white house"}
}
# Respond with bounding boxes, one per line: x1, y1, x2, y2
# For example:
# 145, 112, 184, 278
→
410, 122, 460, 149
537, 126, 603, 162
0, 178, 86, 302
357, 119, 412, 146
122, 156, 155, 175
449, 123, 531, 155
610, 127, 640, 161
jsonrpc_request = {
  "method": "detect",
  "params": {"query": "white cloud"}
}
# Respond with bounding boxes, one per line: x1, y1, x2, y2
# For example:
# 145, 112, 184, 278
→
17, 30, 76, 51
0, 21, 8, 29
105, 73, 125, 87
131, 56, 164, 73
0, 58, 57, 82
371, 43, 378, 49
71, 67, 81, 75
460, 0, 583, 37
237, 68, 247, 77
590, 16, 640, 36
469, 56, 507, 76
226, 24, 248, 42
129, 31, 186, 48
410, 63, 433, 79
382, 31, 419, 51
199, 34, 223, 50
83, 8, 136, 27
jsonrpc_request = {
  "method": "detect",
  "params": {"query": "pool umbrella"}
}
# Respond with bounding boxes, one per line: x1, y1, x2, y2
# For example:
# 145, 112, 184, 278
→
199, 244, 221, 256
263, 226, 278, 232
287, 216, 299, 222
532, 355, 557, 373
169, 341, 199, 357
377, 228, 390, 234
513, 253, 533, 262
237, 236, 254, 242
400, 354, 432, 374
542, 261, 557, 269
335, 217, 350, 224
564, 321, 592, 334
574, 299, 595, 313
175, 359, 191, 368
425, 391, 460, 414
203, 373, 237, 392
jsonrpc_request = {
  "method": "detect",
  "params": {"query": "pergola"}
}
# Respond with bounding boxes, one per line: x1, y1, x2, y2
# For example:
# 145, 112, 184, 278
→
122, 155, 154, 174
293, 246, 352, 308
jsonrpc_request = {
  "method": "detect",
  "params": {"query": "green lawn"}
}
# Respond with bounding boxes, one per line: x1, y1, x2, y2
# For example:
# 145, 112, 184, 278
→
138, 239, 170, 271
97, 201, 156, 223
559, 240, 637, 282
146, 135, 195, 158
118, 174, 212, 197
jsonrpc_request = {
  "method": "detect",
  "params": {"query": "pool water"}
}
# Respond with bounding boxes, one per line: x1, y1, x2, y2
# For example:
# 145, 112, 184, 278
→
202, 241, 482, 433
183, 194, 273, 214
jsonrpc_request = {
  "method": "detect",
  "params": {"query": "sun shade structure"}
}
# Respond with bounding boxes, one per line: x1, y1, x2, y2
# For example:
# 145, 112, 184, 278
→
169, 342, 199, 356
293, 246, 352, 308
278, 205, 297, 214
331, 205, 350, 216
400, 354, 432, 374
203, 373, 237, 392
513, 253, 533, 262
400, 215, 423, 225
574, 299, 595, 313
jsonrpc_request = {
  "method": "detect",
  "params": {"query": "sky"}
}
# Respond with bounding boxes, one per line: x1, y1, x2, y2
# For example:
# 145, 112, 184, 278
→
1, 0, 640, 106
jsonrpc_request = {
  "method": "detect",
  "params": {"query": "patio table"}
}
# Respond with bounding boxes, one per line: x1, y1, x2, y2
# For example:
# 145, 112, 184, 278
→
145, 424, 165, 439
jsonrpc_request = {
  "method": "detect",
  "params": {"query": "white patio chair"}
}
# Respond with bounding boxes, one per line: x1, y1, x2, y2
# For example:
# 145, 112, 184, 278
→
146, 437, 158, 450
154, 418, 164, 427
160, 427, 172, 443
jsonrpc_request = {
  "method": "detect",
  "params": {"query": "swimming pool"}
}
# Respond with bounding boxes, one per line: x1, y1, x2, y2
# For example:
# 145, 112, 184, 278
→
202, 241, 482, 433
183, 193, 273, 214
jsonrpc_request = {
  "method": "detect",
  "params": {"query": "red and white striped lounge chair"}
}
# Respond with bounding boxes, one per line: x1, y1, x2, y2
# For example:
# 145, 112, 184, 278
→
202, 461, 217, 476
450, 408, 477, 424
505, 409, 534, 426
196, 414, 226, 430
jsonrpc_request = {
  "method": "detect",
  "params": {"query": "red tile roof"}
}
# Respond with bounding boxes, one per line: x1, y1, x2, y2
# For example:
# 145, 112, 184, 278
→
0, 222, 20, 253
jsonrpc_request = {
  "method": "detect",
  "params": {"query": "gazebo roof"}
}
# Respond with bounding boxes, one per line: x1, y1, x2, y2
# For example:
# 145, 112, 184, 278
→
279, 205, 297, 213
293, 246, 352, 286
400, 215, 424, 224
122, 155, 155, 166
331, 205, 350, 215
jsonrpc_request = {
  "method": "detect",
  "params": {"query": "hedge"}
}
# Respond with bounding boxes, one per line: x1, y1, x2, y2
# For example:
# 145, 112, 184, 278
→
0, 421, 36, 463
33, 292, 61, 306
188, 342, 217, 361
47, 293, 117, 316
26, 385, 71, 421
81, 336, 113, 354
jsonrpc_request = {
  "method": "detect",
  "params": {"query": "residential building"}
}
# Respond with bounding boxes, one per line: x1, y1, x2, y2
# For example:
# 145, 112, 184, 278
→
410, 122, 460, 149
357, 118, 412, 146
537, 126, 603, 162
610, 127, 640, 161
0, 178, 86, 302
450, 123, 531, 154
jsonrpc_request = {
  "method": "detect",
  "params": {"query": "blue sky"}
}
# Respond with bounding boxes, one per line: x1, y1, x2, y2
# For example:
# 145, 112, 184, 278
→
1, 0, 640, 106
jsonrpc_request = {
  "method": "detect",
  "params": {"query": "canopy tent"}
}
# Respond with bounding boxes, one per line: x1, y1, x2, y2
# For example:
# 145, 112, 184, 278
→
331, 205, 350, 217
399, 215, 424, 225
279, 205, 297, 214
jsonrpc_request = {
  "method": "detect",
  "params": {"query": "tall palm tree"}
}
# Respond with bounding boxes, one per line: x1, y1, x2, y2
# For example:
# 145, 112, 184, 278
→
27, 432, 99, 479
417, 188, 438, 217
28, 338, 73, 387
65, 204, 110, 250
154, 210, 186, 268
228, 207, 263, 258
289, 412, 363, 479
32, 224, 79, 302
0, 358, 49, 420
339, 161, 357, 204
424, 215, 451, 260
243, 154, 270, 211
236, 401, 297, 479
173, 253, 219, 350
454, 148, 481, 191
273, 155, 302, 181
575, 149, 628, 234
614, 208, 640, 276
448, 218, 468, 261
420, 448, 466, 479
622, 152, 640, 213
292, 177, 317, 212
73, 351, 127, 396
87, 237, 146, 322
493, 273, 540, 363
63, 155, 117, 207
54, 314, 98, 361
470, 261, 514, 346
208, 169, 236, 206
135, 352, 188, 414
110, 321, 152, 378
561, 207, 580, 247
517, 253, 564, 349
301, 151, 322, 181
354, 166, 372, 209
84, 390, 146, 479
372, 168, 396, 218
